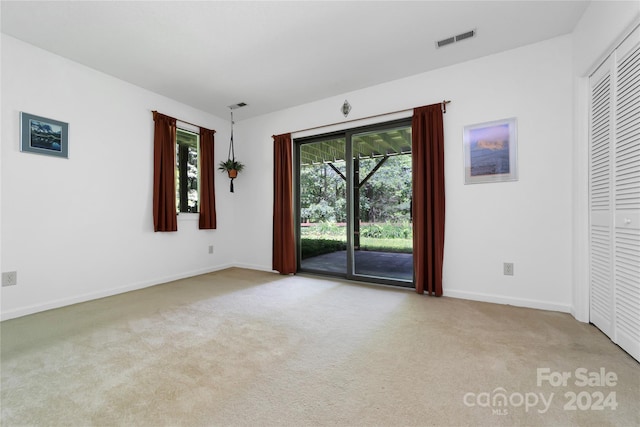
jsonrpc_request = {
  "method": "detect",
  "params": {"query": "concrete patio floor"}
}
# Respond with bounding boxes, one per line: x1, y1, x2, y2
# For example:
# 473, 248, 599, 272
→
300, 250, 413, 282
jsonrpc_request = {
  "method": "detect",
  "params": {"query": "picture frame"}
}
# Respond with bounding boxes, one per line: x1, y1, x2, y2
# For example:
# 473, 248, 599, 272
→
20, 112, 69, 158
463, 117, 517, 184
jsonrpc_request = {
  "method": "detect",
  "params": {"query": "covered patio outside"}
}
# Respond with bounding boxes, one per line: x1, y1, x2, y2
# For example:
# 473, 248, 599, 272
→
300, 250, 413, 283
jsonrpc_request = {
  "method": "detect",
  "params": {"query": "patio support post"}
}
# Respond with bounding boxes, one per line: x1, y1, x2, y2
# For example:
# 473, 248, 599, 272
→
353, 157, 360, 250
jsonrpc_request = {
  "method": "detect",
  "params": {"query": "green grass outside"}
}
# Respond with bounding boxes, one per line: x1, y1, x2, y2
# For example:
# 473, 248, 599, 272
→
301, 236, 412, 259
300, 222, 413, 258
360, 237, 412, 253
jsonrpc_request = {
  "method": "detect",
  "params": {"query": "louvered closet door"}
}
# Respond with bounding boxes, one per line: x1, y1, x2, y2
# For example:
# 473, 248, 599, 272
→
589, 25, 640, 363
613, 26, 640, 361
590, 58, 614, 338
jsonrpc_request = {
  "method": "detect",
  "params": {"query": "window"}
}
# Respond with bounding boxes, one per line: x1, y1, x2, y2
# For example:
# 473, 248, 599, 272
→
176, 128, 199, 213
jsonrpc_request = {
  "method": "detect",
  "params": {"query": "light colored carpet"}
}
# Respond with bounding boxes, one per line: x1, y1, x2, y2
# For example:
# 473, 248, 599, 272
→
1, 268, 638, 426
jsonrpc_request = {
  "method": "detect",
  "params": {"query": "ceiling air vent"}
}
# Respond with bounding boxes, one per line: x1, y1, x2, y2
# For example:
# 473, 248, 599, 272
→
437, 37, 455, 48
436, 29, 476, 48
456, 30, 475, 42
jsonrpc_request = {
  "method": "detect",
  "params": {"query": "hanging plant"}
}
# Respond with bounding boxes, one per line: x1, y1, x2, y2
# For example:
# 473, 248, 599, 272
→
218, 159, 244, 179
220, 109, 244, 192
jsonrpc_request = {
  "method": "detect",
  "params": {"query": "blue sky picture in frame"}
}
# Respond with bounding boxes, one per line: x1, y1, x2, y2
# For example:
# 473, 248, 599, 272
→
20, 112, 69, 158
463, 117, 517, 184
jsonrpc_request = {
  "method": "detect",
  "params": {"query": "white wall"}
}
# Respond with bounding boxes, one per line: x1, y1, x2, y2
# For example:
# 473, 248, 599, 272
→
573, 1, 640, 77
1, 35, 236, 320
237, 35, 575, 312
6, 1, 636, 320
570, 1, 640, 322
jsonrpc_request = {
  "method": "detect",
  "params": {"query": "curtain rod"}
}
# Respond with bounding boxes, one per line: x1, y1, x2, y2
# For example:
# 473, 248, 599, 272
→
290, 100, 451, 136
151, 110, 215, 133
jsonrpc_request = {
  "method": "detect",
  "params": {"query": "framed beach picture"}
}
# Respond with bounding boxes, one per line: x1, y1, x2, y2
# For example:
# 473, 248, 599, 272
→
463, 117, 517, 184
20, 112, 69, 158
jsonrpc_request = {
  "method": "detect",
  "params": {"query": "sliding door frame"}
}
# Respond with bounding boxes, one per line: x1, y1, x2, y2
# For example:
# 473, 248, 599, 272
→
294, 130, 349, 279
294, 118, 413, 288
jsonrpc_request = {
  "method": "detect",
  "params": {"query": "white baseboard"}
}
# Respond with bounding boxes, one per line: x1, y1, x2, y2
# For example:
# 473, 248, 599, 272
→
443, 289, 572, 313
0, 264, 234, 321
234, 267, 575, 315
2, 266, 575, 321
571, 306, 590, 323
232, 263, 277, 273
235, 266, 575, 314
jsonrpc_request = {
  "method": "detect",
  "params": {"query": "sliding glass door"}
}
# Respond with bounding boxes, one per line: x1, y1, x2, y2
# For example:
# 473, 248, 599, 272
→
352, 127, 413, 282
296, 119, 413, 287
298, 135, 348, 275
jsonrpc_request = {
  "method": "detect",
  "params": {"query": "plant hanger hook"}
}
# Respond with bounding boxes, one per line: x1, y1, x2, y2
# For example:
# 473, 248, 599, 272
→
228, 110, 235, 162
220, 103, 246, 193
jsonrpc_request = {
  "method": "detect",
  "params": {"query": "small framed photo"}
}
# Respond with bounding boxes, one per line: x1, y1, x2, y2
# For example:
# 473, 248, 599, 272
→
463, 117, 517, 184
20, 112, 69, 158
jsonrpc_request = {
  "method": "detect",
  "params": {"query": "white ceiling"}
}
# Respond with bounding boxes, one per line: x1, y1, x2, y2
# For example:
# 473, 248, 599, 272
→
1, 1, 589, 120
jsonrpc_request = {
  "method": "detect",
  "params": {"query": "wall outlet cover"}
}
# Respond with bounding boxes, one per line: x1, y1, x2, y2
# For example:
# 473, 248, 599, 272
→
504, 263, 514, 276
2, 271, 17, 287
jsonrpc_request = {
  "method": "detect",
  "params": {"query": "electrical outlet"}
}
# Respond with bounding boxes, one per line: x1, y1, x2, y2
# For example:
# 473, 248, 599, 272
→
2, 271, 17, 287
208, 245, 214, 254
504, 263, 514, 276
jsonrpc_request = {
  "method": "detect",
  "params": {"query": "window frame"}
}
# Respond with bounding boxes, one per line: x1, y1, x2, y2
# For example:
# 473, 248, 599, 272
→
175, 127, 200, 214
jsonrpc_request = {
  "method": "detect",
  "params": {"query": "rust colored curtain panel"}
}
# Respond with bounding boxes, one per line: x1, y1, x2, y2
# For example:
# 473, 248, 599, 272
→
272, 133, 296, 274
412, 104, 445, 296
153, 111, 178, 232
199, 128, 217, 229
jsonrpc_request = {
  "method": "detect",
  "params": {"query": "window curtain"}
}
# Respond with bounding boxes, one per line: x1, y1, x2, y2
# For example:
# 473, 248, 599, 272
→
153, 111, 178, 232
412, 104, 445, 296
199, 128, 217, 229
272, 133, 296, 274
